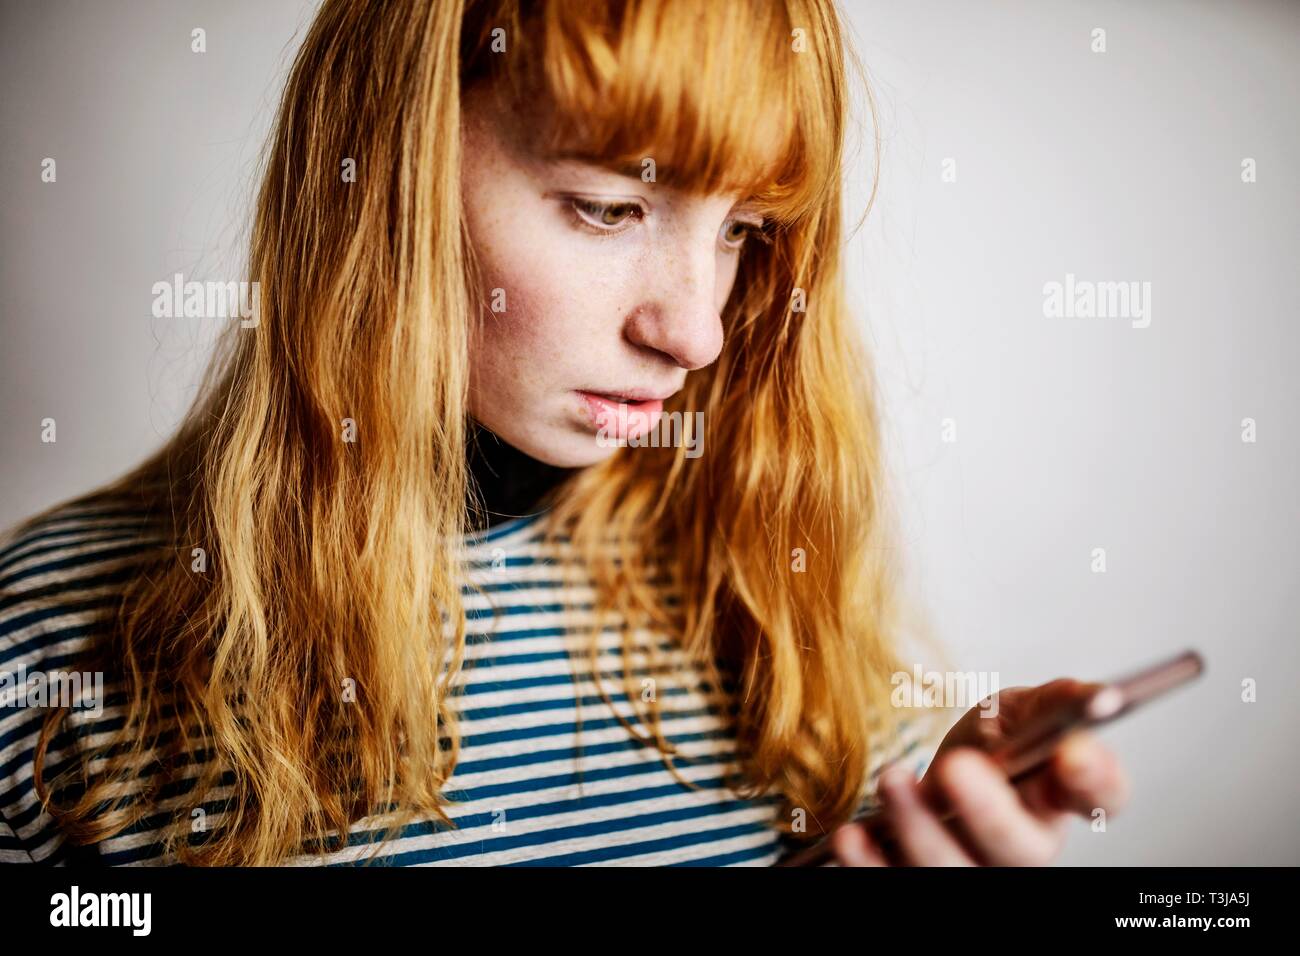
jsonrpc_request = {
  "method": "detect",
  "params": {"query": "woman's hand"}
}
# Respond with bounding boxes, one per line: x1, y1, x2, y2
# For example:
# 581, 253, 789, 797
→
829, 679, 1131, 866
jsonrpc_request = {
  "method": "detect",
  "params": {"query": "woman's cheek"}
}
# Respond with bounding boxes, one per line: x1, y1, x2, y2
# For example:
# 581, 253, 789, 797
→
491, 252, 618, 355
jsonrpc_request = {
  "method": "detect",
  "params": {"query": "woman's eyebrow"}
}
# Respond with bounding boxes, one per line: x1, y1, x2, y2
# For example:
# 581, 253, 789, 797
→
540, 150, 762, 209
730, 202, 766, 221
538, 148, 769, 216
541, 149, 647, 181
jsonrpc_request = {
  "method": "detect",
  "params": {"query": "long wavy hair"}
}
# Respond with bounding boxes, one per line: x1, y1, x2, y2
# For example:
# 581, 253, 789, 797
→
18, 0, 933, 865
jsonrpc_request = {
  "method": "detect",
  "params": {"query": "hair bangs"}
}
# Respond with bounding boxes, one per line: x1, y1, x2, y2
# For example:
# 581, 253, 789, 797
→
463, 0, 837, 225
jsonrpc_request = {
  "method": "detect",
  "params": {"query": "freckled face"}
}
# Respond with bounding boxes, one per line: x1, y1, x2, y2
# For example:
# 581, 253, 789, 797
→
458, 85, 767, 466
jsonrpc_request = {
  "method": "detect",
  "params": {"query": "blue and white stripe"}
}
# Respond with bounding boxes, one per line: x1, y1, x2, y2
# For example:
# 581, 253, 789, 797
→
0, 497, 932, 866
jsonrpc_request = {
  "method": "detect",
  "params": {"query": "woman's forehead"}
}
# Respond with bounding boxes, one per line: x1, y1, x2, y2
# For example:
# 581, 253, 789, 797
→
470, 94, 789, 207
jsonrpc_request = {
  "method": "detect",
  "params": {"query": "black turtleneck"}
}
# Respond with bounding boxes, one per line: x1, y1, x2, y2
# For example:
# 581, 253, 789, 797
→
465, 420, 575, 533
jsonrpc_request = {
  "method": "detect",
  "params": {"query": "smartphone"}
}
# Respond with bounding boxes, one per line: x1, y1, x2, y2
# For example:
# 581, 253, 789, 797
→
774, 648, 1205, 867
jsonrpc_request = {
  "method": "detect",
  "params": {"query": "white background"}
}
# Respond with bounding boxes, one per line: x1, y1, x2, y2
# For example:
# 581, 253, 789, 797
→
1, 0, 1295, 864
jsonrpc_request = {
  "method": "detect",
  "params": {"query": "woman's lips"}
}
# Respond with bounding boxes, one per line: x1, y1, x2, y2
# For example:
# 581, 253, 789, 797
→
576, 390, 664, 441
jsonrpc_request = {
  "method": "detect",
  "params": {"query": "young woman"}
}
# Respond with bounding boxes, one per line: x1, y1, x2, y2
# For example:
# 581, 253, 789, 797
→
0, 0, 1125, 866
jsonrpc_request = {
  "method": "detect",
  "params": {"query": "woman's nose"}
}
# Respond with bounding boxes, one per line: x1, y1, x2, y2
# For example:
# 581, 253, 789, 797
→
622, 245, 725, 371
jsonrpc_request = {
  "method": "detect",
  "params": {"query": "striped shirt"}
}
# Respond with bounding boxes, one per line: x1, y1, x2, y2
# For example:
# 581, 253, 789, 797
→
0, 496, 934, 866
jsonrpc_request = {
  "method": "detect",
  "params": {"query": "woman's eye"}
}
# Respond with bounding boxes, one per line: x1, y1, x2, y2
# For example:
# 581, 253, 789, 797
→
570, 198, 643, 230
720, 218, 768, 250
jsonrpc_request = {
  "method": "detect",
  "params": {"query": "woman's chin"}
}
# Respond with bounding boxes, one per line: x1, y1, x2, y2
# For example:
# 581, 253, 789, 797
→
482, 423, 617, 469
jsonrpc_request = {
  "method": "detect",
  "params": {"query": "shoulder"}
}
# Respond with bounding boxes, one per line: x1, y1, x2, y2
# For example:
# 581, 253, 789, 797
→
0, 492, 168, 863
0, 493, 167, 669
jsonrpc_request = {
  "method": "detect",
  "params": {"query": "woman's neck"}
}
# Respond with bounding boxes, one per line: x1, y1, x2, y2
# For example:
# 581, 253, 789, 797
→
465, 420, 574, 532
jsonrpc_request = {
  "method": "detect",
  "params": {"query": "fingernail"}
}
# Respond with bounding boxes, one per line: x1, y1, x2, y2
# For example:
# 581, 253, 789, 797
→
879, 765, 911, 798
1058, 734, 1098, 786
835, 826, 869, 866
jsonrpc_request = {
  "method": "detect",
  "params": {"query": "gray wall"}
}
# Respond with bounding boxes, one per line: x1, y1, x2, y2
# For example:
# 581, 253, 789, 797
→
841, 0, 1299, 865
2, 0, 1295, 864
